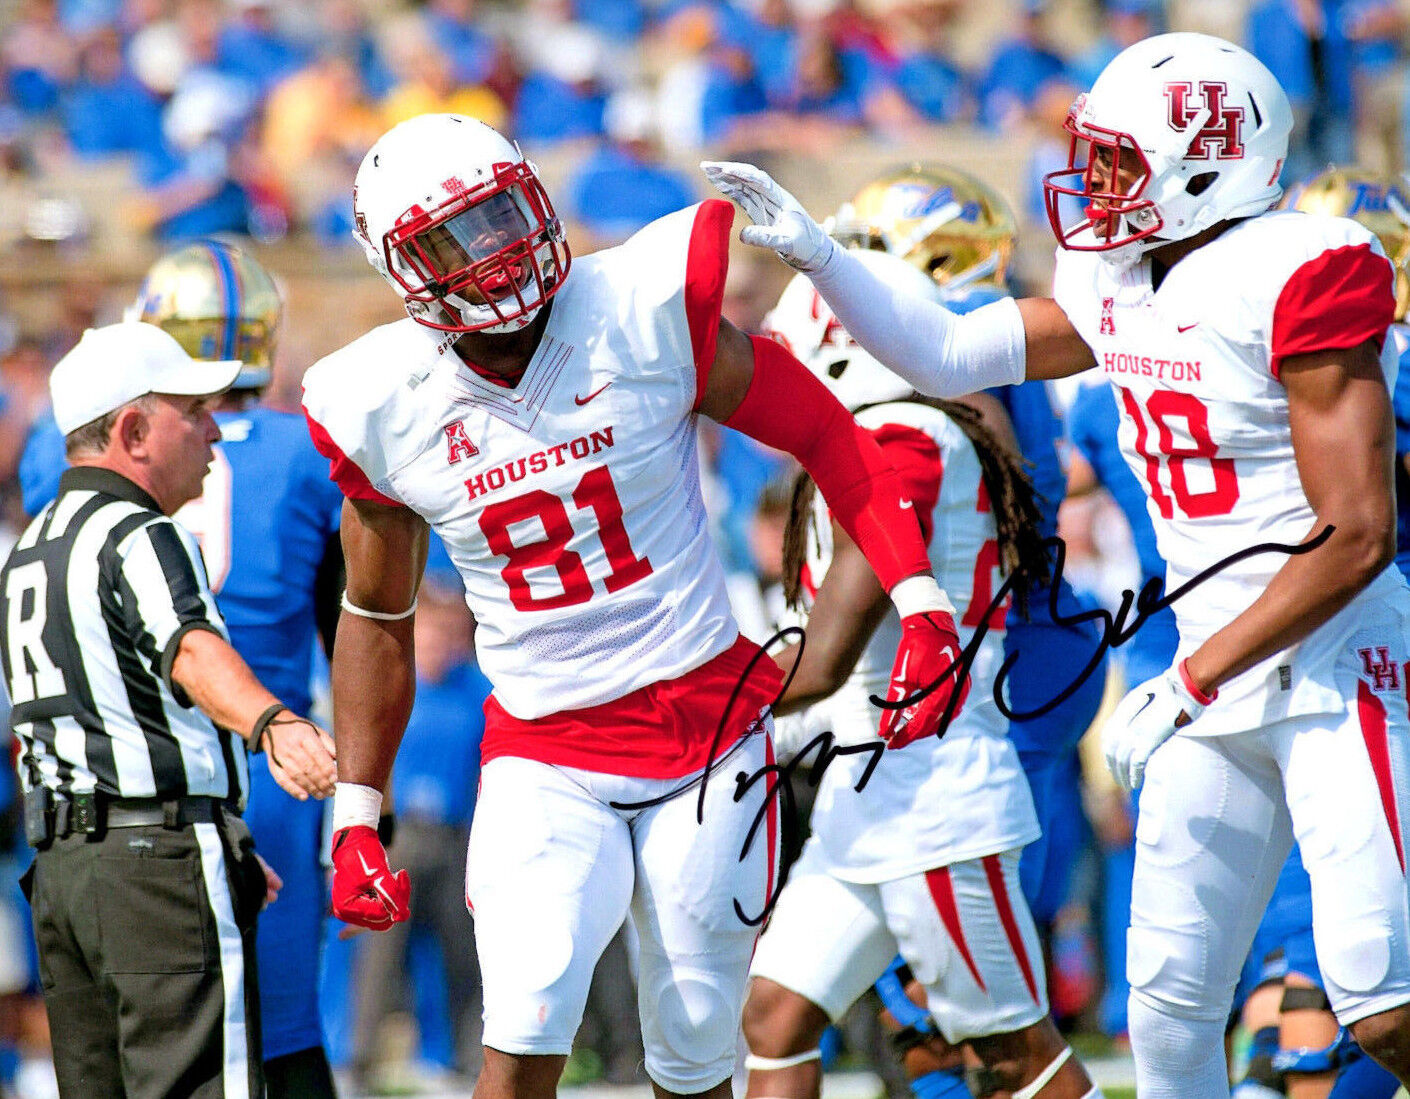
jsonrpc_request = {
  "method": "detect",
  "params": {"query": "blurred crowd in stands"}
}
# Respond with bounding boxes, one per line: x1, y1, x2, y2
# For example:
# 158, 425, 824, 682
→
0, 0, 1406, 1095
0, 0, 1402, 251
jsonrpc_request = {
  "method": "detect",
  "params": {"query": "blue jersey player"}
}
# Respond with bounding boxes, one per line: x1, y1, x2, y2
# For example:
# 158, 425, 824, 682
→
20, 241, 347, 1097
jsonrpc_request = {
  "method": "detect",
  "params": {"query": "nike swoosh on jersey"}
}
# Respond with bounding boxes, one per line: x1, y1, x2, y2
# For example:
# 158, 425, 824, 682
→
1177, 323, 1199, 333
575, 382, 612, 405
899, 499, 914, 509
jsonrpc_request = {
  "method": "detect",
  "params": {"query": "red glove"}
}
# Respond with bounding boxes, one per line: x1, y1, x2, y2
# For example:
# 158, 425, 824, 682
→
331, 825, 411, 930
878, 611, 970, 749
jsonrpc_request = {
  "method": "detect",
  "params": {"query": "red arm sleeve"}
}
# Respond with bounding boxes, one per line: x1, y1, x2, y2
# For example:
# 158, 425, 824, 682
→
1270, 243, 1396, 381
303, 406, 404, 508
685, 199, 734, 410
869, 423, 944, 547
725, 334, 932, 591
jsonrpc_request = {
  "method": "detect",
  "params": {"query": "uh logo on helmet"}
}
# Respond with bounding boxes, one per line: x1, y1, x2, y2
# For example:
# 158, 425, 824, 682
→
1281, 165, 1410, 324
126, 239, 282, 391
352, 113, 572, 335
761, 249, 944, 413
1043, 31, 1293, 269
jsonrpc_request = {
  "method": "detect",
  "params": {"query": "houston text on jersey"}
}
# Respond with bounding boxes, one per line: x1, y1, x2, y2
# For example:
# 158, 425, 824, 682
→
462, 425, 618, 500
1102, 350, 1203, 383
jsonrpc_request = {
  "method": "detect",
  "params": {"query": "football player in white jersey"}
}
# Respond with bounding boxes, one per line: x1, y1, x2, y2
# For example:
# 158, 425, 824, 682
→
704, 30, 1410, 1099
301, 113, 969, 1099
740, 250, 1103, 1099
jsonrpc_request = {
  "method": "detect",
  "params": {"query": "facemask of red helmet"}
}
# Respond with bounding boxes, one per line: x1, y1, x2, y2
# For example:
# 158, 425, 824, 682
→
381, 161, 571, 334
1043, 100, 1164, 254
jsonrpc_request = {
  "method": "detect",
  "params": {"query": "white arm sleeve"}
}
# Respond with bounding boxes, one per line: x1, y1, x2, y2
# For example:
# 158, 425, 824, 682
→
810, 245, 1028, 396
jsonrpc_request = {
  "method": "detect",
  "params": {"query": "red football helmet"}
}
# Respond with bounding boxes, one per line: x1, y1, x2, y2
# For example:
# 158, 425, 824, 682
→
353, 114, 571, 334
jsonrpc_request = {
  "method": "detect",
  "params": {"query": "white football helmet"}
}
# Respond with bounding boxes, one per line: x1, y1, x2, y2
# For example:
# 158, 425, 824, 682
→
1043, 32, 1292, 268
352, 114, 571, 334
761, 249, 943, 412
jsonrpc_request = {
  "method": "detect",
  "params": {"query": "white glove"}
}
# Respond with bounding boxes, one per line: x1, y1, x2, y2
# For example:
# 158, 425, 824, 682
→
1101, 661, 1214, 793
700, 160, 836, 273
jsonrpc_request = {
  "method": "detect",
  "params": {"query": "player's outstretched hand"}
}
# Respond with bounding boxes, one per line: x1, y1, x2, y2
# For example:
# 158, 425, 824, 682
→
1101, 663, 1211, 792
330, 824, 411, 931
878, 611, 969, 749
259, 710, 337, 800
700, 160, 836, 273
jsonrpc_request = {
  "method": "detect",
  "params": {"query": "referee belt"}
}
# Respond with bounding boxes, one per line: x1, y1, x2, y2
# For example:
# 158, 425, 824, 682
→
35, 791, 224, 842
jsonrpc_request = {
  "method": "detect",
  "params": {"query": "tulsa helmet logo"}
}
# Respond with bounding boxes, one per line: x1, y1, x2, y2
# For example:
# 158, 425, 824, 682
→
1165, 81, 1245, 160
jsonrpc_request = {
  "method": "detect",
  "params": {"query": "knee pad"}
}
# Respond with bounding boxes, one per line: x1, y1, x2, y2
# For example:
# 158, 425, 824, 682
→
1235, 1026, 1286, 1096
875, 958, 938, 1054
909, 1067, 969, 1099
1272, 1026, 1355, 1077
1279, 984, 1331, 1013
644, 975, 738, 1092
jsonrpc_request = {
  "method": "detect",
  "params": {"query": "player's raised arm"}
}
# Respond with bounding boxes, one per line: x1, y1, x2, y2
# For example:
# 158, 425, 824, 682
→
701, 162, 1095, 390
698, 319, 966, 744
327, 496, 429, 929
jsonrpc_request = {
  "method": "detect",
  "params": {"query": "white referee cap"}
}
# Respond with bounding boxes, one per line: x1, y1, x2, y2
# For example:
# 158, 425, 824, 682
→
50, 323, 242, 435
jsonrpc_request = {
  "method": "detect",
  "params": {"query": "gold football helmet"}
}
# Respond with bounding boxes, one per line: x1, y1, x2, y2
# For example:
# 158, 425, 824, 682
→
128, 240, 283, 390
1281, 166, 1410, 323
832, 164, 1016, 292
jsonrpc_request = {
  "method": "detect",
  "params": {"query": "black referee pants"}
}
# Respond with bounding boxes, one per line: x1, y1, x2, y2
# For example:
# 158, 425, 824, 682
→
24, 811, 267, 1098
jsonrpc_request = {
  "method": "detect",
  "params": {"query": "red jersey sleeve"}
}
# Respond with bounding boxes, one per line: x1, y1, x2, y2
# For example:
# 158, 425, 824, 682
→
303, 405, 404, 508
869, 422, 944, 546
1270, 243, 1395, 381
685, 199, 734, 410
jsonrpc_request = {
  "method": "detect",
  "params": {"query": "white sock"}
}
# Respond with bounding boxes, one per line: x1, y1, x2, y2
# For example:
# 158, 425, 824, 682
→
1128, 990, 1231, 1099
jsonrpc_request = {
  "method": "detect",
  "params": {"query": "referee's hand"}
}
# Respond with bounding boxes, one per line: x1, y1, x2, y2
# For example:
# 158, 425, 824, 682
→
258, 712, 337, 800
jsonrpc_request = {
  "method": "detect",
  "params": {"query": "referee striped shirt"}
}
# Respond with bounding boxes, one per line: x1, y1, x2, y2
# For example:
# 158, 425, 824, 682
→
0, 466, 248, 804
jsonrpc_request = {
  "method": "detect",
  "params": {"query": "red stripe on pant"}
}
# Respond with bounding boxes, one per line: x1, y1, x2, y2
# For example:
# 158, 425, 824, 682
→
1362, 680, 1406, 873
924, 866, 986, 992
982, 854, 1040, 1004
764, 737, 778, 905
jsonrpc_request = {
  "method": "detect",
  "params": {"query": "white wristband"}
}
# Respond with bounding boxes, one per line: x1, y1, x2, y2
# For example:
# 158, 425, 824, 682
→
890, 575, 954, 618
332, 782, 383, 831
341, 593, 417, 621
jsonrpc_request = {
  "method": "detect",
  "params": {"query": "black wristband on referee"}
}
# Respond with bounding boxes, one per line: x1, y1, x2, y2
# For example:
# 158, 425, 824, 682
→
249, 704, 288, 754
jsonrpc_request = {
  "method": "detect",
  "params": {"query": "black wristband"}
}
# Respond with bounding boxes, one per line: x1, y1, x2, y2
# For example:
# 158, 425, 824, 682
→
249, 704, 288, 754
377, 812, 396, 848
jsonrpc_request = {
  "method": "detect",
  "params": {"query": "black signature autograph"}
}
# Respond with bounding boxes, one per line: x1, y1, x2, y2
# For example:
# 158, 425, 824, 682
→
613, 525, 1335, 926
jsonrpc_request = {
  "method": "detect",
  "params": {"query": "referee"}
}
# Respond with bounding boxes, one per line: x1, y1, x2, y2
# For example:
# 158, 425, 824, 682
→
0, 323, 337, 1099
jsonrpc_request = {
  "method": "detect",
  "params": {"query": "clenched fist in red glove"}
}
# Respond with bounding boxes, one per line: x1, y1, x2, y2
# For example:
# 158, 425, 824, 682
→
877, 609, 970, 749
331, 825, 411, 931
